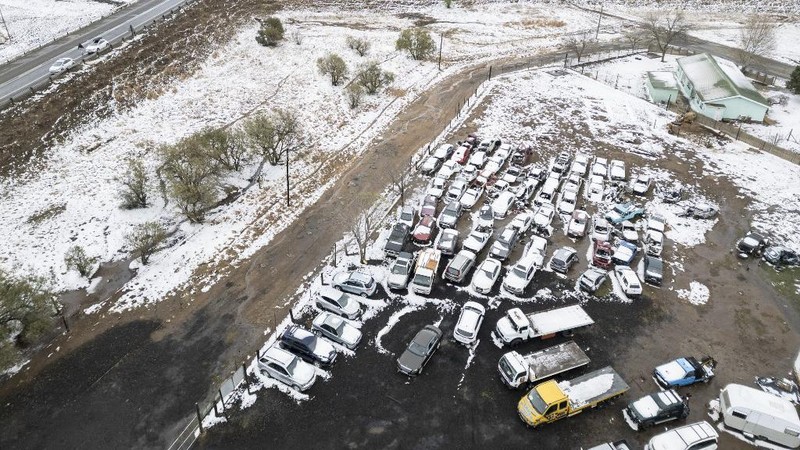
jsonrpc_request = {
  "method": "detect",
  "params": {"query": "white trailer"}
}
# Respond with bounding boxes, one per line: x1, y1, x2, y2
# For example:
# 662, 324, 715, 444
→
719, 383, 800, 448
493, 304, 594, 346
498, 341, 591, 388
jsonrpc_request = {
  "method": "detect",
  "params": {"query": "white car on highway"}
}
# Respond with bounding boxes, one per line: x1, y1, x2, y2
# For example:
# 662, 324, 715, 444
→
453, 301, 485, 345
48, 57, 75, 74
85, 37, 110, 54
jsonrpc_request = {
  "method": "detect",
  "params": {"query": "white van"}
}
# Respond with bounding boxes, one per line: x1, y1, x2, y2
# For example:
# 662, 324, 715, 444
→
719, 383, 800, 448
534, 178, 559, 206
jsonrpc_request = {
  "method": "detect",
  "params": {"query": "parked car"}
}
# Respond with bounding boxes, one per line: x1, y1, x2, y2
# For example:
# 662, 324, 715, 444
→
463, 229, 491, 254
427, 176, 447, 199
420, 195, 438, 218
280, 325, 338, 366
592, 157, 608, 178
432, 143, 455, 160
619, 220, 639, 243
510, 210, 534, 235
586, 441, 632, 450
647, 214, 667, 234
533, 202, 556, 234
491, 191, 517, 219
578, 267, 608, 293
503, 252, 540, 295
460, 185, 484, 209
502, 165, 525, 184
608, 160, 626, 181
605, 202, 644, 225
557, 190, 579, 215
437, 159, 461, 179
316, 286, 362, 319
48, 57, 75, 74
585, 177, 605, 203
438, 201, 462, 229
593, 240, 614, 269
612, 240, 638, 266
592, 215, 612, 242
567, 210, 590, 238
468, 150, 487, 168
384, 222, 410, 257
763, 246, 800, 266
450, 144, 471, 165
551, 151, 572, 174
453, 301, 485, 345
387, 252, 416, 290
332, 271, 377, 297
85, 37, 110, 54
523, 235, 548, 263
736, 231, 769, 258
511, 145, 533, 166
615, 265, 642, 297
444, 250, 477, 283
437, 229, 459, 256
624, 389, 689, 431
488, 179, 510, 198
412, 215, 437, 245
654, 356, 716, 388
645, 230, 664, 257
471, 258, 502, 294
550, 247, 578, 273
445, 179, 468, 203
643, 255, 664, 286
630, 174, 652, 196
656, 184, 684, 203
681, 203, 718, 219
460, 165, 479, 183
476, 204, 494, 231
398, 205, 416, 228
312, 312, 363, 350
257, 345, 316, 391
490, 226, 518, 261
421, 156, 443, 175
644, 421, 718, 450
397, 325, 442, 376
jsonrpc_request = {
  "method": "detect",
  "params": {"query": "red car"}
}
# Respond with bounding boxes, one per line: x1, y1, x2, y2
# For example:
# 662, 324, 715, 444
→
413, 215, 437, 245
420, 195, 438, 218
592, 240, 613, 269
451, 144, 471, 165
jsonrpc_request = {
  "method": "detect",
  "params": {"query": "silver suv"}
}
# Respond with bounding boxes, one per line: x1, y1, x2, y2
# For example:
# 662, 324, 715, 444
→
257, 346, 317, 391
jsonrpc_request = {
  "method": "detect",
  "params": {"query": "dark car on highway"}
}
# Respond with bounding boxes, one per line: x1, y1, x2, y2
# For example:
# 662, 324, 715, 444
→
280, 325, 338, 367
623, 389, 689, 430
397, 325, 442, 376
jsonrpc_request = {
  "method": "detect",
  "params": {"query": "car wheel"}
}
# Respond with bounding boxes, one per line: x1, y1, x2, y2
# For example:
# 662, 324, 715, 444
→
510, 338, 522, 347
360, 292, 367, 298
334, 285, 342, 292
292, 384, 300, 391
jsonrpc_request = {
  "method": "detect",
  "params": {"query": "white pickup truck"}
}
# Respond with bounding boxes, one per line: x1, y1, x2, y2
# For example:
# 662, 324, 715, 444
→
493, 304, 594, 347
409, 248, 441, 295
498, 341, 591, 389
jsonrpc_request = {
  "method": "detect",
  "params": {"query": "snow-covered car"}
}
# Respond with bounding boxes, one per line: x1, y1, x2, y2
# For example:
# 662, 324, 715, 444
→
612, 240, 638, 266
387, 252, 416, 290
533, 202, 556, 233
397, 325, 442, 377
645, 421, 718, 450
653, 356, 716, 388
312, 312, 363, 350
550, 246, 578, 273
460, 185, 484, 209
591, 157, 608, 178
630, 174, 652, 196
605, 202, 644, 225
48, 57, 75, 74
511, 144, 533, 166
608, 160, 626, 181
85, 37, 110, 54
436, 229, 459, 256
614, 265, 642, 297
567, 210, 590, 238
645, 230, 664, 257
578, 267, 608, 293
523, 235, 548, 265
551, 151, 572, 174
421, 156, 443, 175
445, 179, 468, 203
502, 252, 539, 295
420, 195, 437, 218
681, 203, 718, 219
433, 143, 455, 160
647, 214, 667, 234
511, 179, 537, 203
586, 440, 632, 450
412, 215, 437, 245
592, 240, 614, 269
398, 205, 416, 229
502, 165, 525, 184
619, 220, 639, 243
438, 201, 462, 229
585, 176, 604, 203
656, 185, 683, 203
571, 154, 589, 177
383, 222, 410, 257
460, 165, 479, 184
332, 271, 377, 297
428, 176, 447, 199
510, 211, 534, 234
623, 389, 689, 431
763, 246, 799, 266
494, 146, 510, 165
468, 150, 487, 168
437, 159, 461, 179
557, 190, 578, 215
476, 204, 494, 231
280, 325, 338, 366
489, 226, 518, 261
491, 191, 517, 219
471, 258, 502, 294
315, 286, 362, 319
463, 229, 491, 254
563, 173, 582, 194
258, 346, 316, 391
443, 250, 476, 283
488, 179, 510, 198
453, 301, 485, 345
736, 231, 768, 258
591, 215, 612, 242
450, 144, 471, 165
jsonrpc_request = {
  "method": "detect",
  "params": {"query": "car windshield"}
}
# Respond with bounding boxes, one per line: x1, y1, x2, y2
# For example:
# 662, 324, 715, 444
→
526, 389, 549, 414
391, 262, 408, 275
413, 273, 432, 285
481, 265, 497, 277
286, 357, 298, 376
499, 357, 519, 380
408, 341, 427, 356
512, 265, 527, 278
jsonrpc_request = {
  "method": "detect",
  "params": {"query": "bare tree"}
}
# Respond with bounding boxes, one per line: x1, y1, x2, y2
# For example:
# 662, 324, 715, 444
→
346, 36, 370, 57
346, 83, 364, 109
317, 53, 349, 86
346, 195, 377, 264
118, 157, 149, 209
244, 109, 302, 186
356, 62, 395, 95
389, 172, 409, 205
623, 30, 644, 53
643, 10, 689, 62
126, 221, 167, 265
159, 137, 220, 223
735, 15, 777, 70
567, 33, 592, 62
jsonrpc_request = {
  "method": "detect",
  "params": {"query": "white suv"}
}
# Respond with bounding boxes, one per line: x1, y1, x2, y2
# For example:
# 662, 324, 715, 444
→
615, 265, 642, 297
645, 421, 718, 450
257, 346, 317, 392
453, 301, 485, 345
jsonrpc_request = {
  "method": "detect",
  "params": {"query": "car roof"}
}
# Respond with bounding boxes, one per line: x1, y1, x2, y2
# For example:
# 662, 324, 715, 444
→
651, 421, 717, 446
319, 286, 345, 299
349, 271, 372, 283
264, 345, 295, 365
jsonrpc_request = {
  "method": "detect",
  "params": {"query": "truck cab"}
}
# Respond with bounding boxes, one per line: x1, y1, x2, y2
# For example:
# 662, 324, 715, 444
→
495, 308, 531, 344
518, 380, 570, 426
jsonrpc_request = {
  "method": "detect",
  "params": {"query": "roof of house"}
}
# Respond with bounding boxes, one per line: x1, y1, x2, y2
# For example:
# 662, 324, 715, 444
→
676, 53, 768, 107
647, 71, 678, 90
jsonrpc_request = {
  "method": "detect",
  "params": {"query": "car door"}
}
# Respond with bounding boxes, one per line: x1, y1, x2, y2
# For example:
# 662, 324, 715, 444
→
425, 335, 439, 365
268, 362, 291, 385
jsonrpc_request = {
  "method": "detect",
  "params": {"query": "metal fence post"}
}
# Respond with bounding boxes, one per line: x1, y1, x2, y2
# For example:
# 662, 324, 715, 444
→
219, 389, 226, 417
196, 403, 204, 434
243, 363, 251, 394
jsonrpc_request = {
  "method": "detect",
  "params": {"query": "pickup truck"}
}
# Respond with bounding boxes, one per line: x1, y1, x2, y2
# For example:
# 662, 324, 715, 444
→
383, 222, 410, 257
518, 366, 630, 427
493, 305, 594, 347
498, 341, 591, 389
409, 248, 441, 296
653, 356, 716, 388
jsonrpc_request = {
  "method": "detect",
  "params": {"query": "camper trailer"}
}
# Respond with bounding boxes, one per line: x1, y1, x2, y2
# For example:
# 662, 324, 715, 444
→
718, 383, 800, 448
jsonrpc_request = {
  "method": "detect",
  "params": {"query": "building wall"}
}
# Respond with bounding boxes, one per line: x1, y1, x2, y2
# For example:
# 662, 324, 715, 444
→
675, 63, 768, 122
645, 78, 678, 104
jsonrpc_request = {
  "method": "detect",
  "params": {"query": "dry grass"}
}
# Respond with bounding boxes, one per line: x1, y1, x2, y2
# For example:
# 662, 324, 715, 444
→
513, 18, 566, 29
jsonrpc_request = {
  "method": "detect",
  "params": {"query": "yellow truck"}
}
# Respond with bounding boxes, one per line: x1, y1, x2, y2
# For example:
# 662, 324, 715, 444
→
517, 366, 629, 427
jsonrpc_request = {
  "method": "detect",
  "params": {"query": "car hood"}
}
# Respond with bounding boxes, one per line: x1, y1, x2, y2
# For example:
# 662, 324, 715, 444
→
534, 214, 550, 226
340, 326, 362, 347
292, 361, 316, 387
504, 274, 527, 290
629, 396, 659, 419
397, 349, 425, 373
495, 316, 515, 340
655, 360, 687, 384
491, 242, 511, 256
622, 229, 638, 240
473, 272, 496, 289
568, 221, 586, 234
387, 272, 408, 287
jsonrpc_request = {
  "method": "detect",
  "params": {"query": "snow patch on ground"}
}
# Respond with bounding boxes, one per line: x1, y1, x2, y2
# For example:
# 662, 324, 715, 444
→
374, 305, 420, 355
676, 281, 710, 306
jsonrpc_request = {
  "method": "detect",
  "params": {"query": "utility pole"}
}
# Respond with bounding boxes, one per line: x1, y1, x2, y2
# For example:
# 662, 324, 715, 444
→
285, 151, 290, 207
0, 5, 10, 42
595, 3, 603, 40
438, 34, 443, 71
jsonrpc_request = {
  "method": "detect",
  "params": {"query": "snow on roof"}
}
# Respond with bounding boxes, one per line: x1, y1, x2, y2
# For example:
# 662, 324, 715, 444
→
559, 373, 615, 408
677, 53, 768, 106
529, 305, 594, 335
647, 71, 678, 90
